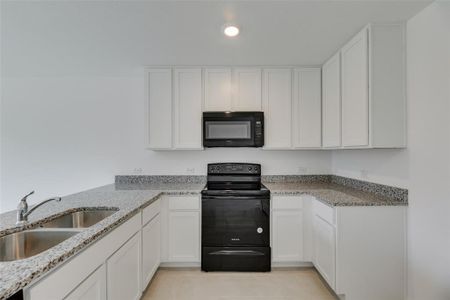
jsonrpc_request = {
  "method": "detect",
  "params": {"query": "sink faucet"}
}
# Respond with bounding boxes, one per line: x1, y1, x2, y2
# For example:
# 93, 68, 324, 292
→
16, 191, 62, 225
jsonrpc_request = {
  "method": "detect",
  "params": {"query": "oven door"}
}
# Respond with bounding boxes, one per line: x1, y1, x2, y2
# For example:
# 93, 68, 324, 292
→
202, 195, 270, 247
202, 112, 264, 147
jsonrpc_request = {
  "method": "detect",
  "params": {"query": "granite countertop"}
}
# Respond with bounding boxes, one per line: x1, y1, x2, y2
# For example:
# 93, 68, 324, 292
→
0, 178, 406, 299
0, 182, 203, 300
265, 182, 407, 206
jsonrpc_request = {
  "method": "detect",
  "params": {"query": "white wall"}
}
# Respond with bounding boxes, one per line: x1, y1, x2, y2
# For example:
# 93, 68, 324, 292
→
0, 1, 428, 212
0, 1, 344, 212
405, 2, 450, 299
1, 1, 449, 298
332, 149, 409, 188
332, 2, 450, 299
0, 73, 331, 213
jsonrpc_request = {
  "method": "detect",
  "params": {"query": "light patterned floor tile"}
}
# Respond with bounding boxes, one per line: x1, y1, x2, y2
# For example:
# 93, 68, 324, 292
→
142, 268, 337, 300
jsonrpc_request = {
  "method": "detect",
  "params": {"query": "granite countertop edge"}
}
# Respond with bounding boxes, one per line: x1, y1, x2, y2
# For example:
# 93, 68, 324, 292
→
0, 181, 406, 299
0, 186, 201, 300
270, 190, 407, 207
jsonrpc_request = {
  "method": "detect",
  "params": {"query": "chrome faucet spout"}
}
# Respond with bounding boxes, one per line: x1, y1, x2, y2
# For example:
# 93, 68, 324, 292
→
23, 197, 62, 218
16, 192, 62, 225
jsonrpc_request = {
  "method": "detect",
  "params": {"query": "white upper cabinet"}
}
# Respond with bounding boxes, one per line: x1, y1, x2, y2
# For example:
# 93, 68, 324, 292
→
341, 28, 370, 147
146, 68, 172, 149
232, 68, 262, 111
322, 53, 341, 148
145, 26, 405, 152
173, 68, 203, 149
262, 68, 293, 149
204, 68, 232, 111
292, 68, 322, 148
368, 24, 406, 148
338, 24, 406, 148
146, 68, 202, 150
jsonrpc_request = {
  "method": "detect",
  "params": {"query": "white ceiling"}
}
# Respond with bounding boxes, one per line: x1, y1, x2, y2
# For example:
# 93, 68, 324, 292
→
2, 0, 432, 75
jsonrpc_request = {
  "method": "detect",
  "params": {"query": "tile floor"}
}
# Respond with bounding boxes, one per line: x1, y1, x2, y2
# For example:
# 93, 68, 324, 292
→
142, 268, 337, 300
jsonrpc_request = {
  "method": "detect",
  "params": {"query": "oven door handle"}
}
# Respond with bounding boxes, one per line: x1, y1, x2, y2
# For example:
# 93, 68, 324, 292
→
202, 196, 268, 200
209, 250, 265, 256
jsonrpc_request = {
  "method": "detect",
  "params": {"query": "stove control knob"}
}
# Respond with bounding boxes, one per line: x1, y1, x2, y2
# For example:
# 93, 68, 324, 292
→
257, 227, 263, 234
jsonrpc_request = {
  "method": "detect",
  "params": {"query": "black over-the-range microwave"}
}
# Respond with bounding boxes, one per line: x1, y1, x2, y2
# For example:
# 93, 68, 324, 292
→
202, 111, 264, 147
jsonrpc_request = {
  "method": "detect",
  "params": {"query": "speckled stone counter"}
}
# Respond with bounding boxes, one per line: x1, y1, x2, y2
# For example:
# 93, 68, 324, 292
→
0, 176, 406, 299
0, 182, 203, 300
265, 182, 407, 206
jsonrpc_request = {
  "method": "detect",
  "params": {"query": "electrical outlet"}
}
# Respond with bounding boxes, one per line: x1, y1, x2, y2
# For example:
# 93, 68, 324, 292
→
360, 169, 369, 179
297, 167, 308, 174
186, 168, 195, 174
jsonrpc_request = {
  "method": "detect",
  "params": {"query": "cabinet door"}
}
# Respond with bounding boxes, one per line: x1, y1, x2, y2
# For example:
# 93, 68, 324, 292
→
314, 215, 336, 289
272, 210, 303, 262
168, 211, 200, 262
262, 68, 292, 149
341, 28, 369, 147
107, 233, 141, 300
64, 265, 106, 300
232, 68, 262, 111
142, 215, 160, 291
146, 68, 172, 149
293, 68, 322, 148
322, 53, 341, 148
173, 68, 202, 149
204, 68, 232, 111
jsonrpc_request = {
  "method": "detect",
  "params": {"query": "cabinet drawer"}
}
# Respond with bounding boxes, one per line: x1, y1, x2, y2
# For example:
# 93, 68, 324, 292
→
168, 196, 200, 210
272, 196, 303, 210
313, 199, 335, 225
143, 199, 161, 225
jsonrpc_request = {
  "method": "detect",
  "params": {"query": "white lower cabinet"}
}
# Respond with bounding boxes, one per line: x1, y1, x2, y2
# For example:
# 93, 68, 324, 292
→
107, 233, 141, 300
64, 265, 107, 300
142, 214, 161, 290
168, 211, 200, 262
310, 199, 406, 300
312, 199, 336, 289
23, 194, 406, 300
24, 214, 142, 300
271, 195, 304, 264
313, 214, 336, 289
160, 195, 201, 264
272, 210, 303, 262
270, 196, 406, 300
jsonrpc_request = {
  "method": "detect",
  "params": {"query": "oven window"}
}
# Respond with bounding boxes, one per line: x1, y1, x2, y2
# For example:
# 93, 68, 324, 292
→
202, 198, 270, 247
205, 121, 251, 139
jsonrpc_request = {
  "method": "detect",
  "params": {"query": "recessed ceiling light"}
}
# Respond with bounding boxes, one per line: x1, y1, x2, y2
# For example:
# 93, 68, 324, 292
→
223, 25, 240, 37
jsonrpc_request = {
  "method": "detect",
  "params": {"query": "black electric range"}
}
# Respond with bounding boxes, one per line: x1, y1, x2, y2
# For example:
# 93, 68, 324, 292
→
201, 163, 271, 272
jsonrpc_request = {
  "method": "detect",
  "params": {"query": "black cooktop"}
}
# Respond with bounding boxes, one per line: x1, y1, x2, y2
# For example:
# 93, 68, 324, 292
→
202, 163, 269, 198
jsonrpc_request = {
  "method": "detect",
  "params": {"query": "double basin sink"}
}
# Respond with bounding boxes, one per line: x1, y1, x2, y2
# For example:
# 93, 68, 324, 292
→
0, 208, 118, 262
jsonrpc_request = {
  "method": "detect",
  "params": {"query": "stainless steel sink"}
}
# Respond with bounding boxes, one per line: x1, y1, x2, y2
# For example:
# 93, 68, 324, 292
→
40, 208, 118, 229
0, 229, 79, 262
